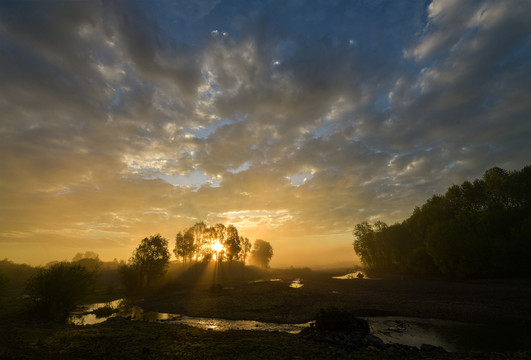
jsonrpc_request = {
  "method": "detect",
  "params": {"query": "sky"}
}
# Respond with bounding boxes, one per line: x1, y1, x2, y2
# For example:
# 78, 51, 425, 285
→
1, 0, 530, 267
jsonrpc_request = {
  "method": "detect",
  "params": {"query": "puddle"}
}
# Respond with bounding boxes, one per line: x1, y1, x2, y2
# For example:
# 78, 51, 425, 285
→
69, 299, 124, 325
332, 271, 369, 280
289, 278, 304, 288
248, 278, 281, 283
161, 316, 312, 334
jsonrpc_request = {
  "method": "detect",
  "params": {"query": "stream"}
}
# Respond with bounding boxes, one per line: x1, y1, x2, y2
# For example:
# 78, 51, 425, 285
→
68, 299, 530, 352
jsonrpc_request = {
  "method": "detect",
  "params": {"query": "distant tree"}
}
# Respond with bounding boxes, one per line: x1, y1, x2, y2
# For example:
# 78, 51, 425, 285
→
72, 251, 102, 273
239, 237, 252, 263
224, 224, 241, 261
190, 222, 207, 261
72, 251, 99, 262
249, 239, 273, 269
174, 231, 194, 263
127, 234, 171, 288
26, 262, 95, 321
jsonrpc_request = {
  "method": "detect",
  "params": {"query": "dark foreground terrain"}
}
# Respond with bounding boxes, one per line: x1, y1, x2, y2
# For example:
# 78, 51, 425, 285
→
1, 266, 530, 359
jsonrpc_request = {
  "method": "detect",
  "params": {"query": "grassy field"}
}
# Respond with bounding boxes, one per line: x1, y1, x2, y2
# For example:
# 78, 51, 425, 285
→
1, 264, 530, 359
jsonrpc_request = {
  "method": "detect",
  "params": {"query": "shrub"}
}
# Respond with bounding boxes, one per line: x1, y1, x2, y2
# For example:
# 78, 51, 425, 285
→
26, 262, 95, 321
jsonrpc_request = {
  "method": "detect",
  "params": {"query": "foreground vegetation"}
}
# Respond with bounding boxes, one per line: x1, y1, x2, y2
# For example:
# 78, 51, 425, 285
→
6, 321, 528, 360
1, 263, 530, 359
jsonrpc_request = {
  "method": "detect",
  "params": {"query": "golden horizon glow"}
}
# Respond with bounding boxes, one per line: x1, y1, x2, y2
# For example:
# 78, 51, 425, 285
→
1, 1, 528, 269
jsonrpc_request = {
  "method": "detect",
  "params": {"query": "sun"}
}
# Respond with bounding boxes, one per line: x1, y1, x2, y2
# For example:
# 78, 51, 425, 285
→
211, 240, 225, 261
212, 240, 224, 253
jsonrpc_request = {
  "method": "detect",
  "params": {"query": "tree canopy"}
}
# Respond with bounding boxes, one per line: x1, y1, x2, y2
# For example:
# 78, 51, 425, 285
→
353, 165, 531, 277
249, 239, 274, 269
123, 234, 171, 290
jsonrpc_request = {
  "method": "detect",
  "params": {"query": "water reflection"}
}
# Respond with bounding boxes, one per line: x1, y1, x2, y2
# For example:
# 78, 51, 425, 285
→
365, 317, 467, 352
69, 299, 124, 325
366, 317, 531, 352
248, 278, 281, 283
162, 316, 312, 334
289, 278, 304, 288
332, 271, 369, 280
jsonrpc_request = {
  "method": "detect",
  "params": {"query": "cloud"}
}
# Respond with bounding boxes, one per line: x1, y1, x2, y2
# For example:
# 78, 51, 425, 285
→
0, 0, 530, 266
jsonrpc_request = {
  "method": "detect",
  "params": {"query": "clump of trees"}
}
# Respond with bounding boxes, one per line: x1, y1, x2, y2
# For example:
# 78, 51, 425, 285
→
26, 262, 95, 321
174, 222, 253, 264
353, 166, 531, 277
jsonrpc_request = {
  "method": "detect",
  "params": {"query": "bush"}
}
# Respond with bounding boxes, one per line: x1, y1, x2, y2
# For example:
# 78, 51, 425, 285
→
26, 262, 95, 321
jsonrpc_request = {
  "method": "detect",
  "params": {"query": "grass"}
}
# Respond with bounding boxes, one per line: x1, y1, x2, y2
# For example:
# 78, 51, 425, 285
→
2, 321, 531, 360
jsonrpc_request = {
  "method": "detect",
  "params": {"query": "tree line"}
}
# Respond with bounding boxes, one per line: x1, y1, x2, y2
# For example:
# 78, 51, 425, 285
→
353, 166, 531, 276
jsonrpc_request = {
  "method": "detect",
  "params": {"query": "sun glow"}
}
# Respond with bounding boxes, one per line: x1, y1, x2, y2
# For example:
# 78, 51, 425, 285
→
211, 240, 225, 261
212, 241, 224, 253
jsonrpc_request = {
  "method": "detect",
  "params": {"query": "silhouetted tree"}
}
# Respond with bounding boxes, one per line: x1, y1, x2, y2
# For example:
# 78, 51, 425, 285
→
72, 251, 102, 273
224, 224, 241, 261
174, 231, 194, 263
127, 234, 170, 288
26, 262, 94, 321
72, 251, 99, 262
239, 237, 252, 263
249, 239, 273, 269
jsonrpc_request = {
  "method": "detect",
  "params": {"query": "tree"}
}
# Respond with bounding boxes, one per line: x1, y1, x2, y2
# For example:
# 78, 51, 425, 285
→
239, 237, 252, 263
249, 239, 273, 269
128, 234, 170, 288
26, 262, 95, 320
71, 251, 102, 273
72, 251, 99, 262
174, 231, 194, 263
224, 224, 241, 261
